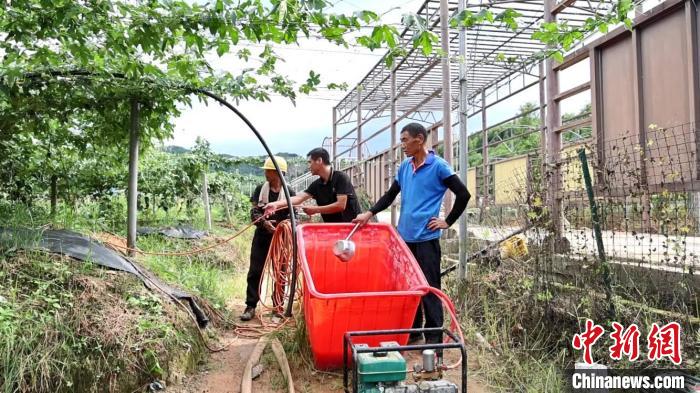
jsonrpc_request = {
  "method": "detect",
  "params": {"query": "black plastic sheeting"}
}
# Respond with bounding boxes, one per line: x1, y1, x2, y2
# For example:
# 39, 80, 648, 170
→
137, 225, 208, 239
0, 227, 209, 328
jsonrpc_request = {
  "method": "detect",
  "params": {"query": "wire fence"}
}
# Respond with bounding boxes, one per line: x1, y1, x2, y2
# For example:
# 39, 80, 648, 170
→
457, 121, 700, 369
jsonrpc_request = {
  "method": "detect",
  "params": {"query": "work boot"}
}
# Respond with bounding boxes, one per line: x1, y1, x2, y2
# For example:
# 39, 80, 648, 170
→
240, 306, 256, 321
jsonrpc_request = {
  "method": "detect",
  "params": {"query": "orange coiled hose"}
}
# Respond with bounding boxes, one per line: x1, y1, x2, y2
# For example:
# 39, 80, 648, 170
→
258, 219, 298, 315
234, 219, 303, 338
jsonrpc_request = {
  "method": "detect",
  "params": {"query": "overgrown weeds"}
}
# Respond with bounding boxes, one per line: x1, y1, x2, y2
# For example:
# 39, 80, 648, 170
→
0, 167, 257, 392
448, 253, 700, 392
0, 250, 205, 393
134, 228, 251, 313
445, 259, 570, 392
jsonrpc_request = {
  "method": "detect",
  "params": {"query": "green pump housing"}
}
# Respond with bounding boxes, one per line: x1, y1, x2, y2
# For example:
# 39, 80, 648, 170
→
356, 341, 406, 388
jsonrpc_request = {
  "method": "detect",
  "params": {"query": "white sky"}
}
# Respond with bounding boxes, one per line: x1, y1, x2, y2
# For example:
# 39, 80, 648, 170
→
170, 0, 425, 156
170, 0, 591, 157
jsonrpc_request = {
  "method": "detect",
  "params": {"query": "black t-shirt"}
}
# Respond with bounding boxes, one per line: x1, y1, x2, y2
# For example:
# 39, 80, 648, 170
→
251, 184, 296, 236
304, 169, 361, 223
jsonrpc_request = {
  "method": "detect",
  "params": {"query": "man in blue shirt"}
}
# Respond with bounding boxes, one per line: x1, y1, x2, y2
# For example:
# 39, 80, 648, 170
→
353, 123, 470, 345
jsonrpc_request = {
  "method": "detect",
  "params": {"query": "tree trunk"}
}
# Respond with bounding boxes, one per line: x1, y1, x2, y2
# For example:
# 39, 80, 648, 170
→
50, 175, 58, 217
224, 196, 232, 224
202, 172, 212, 230
127, 99, 140, 256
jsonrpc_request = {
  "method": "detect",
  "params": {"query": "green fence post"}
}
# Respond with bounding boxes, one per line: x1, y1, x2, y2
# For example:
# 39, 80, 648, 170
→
578, 148, 615, 317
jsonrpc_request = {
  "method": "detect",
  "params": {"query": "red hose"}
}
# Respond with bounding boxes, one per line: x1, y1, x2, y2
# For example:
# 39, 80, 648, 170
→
413, 285, 465, 369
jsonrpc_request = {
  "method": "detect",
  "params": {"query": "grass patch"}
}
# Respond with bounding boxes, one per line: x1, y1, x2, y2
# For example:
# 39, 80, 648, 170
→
260, 348, 288, 391
271, 312, 314, 372
134, 226, 252, 312
0, 197, 244, 236
447, 255, 700, 392
268, 312, 348, 392
445, 263, 572, 393
459, 300, 568, 392
0, 249, 206, 393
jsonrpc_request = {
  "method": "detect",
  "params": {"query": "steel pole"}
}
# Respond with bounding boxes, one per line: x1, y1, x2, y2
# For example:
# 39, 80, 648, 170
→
440, 0, 453, 212
391, 68, 398, 226
458, 0, 469, 280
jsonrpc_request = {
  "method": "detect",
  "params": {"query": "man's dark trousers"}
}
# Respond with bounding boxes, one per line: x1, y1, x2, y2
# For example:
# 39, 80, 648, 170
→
407, 238, 443, 343
246, 231, 272, 308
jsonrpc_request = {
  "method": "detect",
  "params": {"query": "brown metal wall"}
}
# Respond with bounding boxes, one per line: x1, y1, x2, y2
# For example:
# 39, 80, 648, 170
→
599, 36, 636, 143
593, 0, 699, 191
640, 8, 697, 185
597, 36, 642, 188
640, 8, 690, 129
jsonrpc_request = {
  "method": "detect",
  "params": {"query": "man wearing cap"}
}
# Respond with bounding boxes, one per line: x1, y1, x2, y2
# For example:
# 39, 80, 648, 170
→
241, 156, 295, 321
264, 147, 360, 222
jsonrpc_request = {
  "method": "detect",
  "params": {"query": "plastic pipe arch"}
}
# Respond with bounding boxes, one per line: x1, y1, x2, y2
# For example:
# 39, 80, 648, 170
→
195, 89, 299, 318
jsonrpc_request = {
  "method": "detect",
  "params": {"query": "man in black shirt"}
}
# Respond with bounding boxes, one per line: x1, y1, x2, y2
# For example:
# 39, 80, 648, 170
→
264, 147, 360, 222
241, 156, 295, 321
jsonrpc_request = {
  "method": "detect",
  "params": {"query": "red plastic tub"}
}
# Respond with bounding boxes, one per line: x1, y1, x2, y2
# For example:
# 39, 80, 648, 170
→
297, 222, 429, 369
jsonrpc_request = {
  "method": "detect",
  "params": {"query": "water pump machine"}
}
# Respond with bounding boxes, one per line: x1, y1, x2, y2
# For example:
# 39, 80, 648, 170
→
343, 328, 467, 393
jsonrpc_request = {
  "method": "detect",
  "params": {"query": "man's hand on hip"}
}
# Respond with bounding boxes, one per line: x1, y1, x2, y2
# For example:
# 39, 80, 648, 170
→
427, 217, 449, 231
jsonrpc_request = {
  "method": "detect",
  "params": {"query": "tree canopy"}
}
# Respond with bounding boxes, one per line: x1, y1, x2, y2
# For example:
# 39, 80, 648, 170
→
0, 0, 633, 212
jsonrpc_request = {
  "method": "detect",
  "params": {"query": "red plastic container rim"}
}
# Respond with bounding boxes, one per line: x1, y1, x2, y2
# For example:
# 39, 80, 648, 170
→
296, 223, 429, 300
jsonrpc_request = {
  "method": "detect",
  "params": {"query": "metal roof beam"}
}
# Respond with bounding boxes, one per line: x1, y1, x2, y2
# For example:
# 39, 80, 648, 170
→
552, 0, 578, 14
336, 58, 442, 140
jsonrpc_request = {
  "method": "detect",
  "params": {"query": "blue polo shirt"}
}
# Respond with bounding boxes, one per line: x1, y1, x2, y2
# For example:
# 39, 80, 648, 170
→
396, 151, 455, 242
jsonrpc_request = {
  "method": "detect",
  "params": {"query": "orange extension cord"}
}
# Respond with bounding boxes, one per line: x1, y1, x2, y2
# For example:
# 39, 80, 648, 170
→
103, 217, 264, 256
259, 220, 299, 314
234, 219, 303, 338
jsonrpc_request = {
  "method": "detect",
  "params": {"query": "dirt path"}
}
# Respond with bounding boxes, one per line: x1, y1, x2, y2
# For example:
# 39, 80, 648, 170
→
168, 306, 288, 393
168, 312, 492, 393
169, 330, 258, 393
